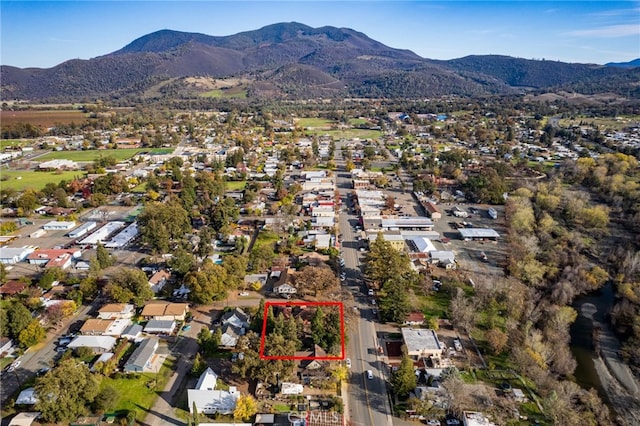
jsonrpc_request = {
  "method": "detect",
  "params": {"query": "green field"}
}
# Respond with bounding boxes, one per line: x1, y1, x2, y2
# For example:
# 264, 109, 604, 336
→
0, 139, 31, 149
0, 170, 85, 191
304, 128, 382, 139
296, 118, 335, 128
100, 358, 175, 422
200, 88, 247, 98
38, 148, 173, 162
349, 118, 369, 126
225, 180, 247, 191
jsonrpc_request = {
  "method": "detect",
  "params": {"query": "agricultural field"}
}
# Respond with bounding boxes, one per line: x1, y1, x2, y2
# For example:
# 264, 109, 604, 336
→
37, 148, 173, 162
0, 110, 90, 127
0, 170, 85, 191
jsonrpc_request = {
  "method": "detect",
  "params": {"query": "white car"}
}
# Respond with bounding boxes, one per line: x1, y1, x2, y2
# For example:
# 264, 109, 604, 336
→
7, 360, 21, 372
426, 420, 441, 426
371, 299, 376, 305
366, 370, 373, 380
239, 291, 249, 296
368, 289, 374, 296
345, 358, 351, 369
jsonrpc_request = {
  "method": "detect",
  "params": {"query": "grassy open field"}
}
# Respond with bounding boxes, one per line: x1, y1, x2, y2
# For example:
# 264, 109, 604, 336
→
100, 357, 175, 422
349, 118, 369, 126
225, 180, 247, 191
305, 128, 382, 140
38, 148, 172, 162
0, 110, 90, 127
296, 118, 335, 128
0, 139, 31, 149
200, 87, 247, 98
1, 170, 85, 191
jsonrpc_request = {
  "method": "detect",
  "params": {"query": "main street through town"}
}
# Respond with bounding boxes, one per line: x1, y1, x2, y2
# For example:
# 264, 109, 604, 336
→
335, 146, 393, 426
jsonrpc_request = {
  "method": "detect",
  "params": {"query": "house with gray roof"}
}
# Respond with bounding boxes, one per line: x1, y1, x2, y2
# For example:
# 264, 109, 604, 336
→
124, 338, 159, 373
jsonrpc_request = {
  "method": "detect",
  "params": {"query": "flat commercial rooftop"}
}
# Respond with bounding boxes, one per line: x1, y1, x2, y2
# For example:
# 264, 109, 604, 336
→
458, 228, 500, 239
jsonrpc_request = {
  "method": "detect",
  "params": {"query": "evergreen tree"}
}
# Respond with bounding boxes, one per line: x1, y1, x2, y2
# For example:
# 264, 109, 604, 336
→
392, 348, 417, 397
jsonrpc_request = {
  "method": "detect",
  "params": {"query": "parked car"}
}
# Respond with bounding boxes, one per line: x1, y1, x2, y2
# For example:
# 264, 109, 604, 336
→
445, 419, 461, 425
368, 289, 374, 296
345, 358, 351, 369
366, 370, 373, 380
7, 360, 21, 373
425, 420, 441, 426
182, 325, 192, 332
239, 291, 250, 296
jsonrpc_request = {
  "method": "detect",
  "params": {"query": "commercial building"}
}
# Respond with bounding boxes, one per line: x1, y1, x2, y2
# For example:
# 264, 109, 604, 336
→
77, 221, 126, 247
68, 221, 97, 239
401, 328, 443, 360
458, 228, 500, 241
42, 221, 76, 230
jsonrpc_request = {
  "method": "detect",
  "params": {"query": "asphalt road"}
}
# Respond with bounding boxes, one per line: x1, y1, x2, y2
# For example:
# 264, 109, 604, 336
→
0, 301, 96, 406
335, 148, 393, 426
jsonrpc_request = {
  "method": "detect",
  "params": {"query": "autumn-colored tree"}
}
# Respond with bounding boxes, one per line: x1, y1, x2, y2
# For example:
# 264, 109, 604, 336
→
485, 328, 508, 354
233, 394, 257, 421
18, 319, 46, 348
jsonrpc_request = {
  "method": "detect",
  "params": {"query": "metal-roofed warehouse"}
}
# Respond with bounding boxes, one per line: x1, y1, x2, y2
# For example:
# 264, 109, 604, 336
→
458, 228, 500, 241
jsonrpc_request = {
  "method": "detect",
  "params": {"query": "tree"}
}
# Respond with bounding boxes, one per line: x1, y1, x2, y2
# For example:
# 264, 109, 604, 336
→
104, 268, 153, 307
137, 200, 191, 253
35, 359, 101, 423
392, 348, 417, 397
38, 267, 67, 290
45, 300, 77, 327
485, 328, 508, 354
191, 352, 207, 377
93, 386, 118, 413
233, 394, 257, 421
18, 319, 45, 348
249, 244, 275, 272
6, 302, 32, 339
294, 265, 339, 297
185, 262, 230, 304
366, 233, 411, 286
96, 242, 114, 269
79, 275, 98, 301
379, 275, 413, 323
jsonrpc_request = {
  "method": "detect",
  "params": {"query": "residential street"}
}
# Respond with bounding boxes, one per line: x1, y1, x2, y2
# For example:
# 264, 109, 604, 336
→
0, 301, 96, 406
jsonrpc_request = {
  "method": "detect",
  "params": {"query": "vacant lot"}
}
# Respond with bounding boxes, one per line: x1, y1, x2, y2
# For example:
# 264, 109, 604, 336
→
0, 170, 85, 191
0, 110, 89, 127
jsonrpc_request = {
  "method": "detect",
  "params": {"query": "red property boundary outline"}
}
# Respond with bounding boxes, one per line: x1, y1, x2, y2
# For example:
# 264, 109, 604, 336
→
259, 301, 345, 361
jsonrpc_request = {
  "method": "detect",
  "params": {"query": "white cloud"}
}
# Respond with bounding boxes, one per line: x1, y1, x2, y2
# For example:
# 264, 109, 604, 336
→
564, 24, 640, 38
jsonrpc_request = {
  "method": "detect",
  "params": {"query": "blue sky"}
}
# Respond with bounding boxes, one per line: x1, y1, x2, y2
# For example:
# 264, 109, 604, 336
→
1, 1, 639, 68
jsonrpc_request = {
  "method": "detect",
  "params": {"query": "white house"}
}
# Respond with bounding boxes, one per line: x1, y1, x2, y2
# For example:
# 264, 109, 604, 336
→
188, 368, 240, 415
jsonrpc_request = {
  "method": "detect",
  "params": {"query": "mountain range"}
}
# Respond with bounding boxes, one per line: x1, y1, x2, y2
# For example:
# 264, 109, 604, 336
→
1, 22, 639, 101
